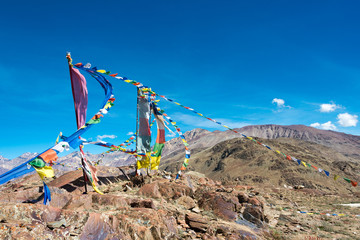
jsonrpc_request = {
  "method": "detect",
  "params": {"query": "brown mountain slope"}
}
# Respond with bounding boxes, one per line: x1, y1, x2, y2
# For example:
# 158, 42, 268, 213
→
160, 137, 360, 195
162, 125, 360, 163
237, 124, 360, 160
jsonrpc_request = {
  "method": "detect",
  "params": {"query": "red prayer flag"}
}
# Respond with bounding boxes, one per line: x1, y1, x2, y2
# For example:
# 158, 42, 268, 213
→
69, 65, 88, 129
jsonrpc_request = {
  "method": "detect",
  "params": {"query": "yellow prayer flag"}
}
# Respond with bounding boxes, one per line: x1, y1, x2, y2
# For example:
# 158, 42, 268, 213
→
91, 183, 104, 195
150, 156, 161, 170
97, 70, 106, 73
302, 161, 307, 167
334, 175, 340, 181
136, 155, 150, 170
34, 166, 55, 180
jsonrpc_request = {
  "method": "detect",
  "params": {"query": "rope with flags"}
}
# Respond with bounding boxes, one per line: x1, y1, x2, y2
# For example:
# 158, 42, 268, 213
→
0, 56, 116, 203
73, 63, 359, 187
1, 55, 357, 209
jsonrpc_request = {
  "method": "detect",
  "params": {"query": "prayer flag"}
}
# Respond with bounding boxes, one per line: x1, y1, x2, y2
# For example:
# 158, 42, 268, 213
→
69, 64, 88, 129
34, 166, 55, 180
351, 181, 358, 187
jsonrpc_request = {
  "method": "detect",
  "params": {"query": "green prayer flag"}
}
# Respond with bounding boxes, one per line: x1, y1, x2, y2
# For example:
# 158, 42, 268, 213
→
151, 143, 164, 157
29, 158, 46, 168
87, 118, 101, 125
343, 177, 351, 183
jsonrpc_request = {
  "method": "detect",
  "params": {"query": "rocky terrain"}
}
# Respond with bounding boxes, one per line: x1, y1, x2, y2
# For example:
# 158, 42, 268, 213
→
1, 124, 360, 239
0, 167, 273, 239
0, 166, 359, 239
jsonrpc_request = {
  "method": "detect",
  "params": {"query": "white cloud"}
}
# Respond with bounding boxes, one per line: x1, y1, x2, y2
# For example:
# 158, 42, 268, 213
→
272, 98, 285, 107
310, 121, 337, 130
337, 113, 358, 127
272, 98, 291, 110
320, 103, 341, 113
127, 132, 134, 135
97, 134, 117, 141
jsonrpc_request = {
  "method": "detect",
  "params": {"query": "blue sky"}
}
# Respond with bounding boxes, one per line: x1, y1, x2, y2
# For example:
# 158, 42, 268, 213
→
1, 0, 359, 159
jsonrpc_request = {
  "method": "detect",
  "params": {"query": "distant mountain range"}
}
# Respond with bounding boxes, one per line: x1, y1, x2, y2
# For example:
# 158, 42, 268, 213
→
162, 125, 360, 162
159, 125, 360, 193
2, 125, 360, 190
0, 152, 38, 175
0, 149, 134, 175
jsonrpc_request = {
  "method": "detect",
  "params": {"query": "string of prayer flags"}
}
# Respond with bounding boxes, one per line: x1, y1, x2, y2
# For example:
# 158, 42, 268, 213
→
0, 56, 115, 203
74, 62, 359, 187
296, 210, 360, 218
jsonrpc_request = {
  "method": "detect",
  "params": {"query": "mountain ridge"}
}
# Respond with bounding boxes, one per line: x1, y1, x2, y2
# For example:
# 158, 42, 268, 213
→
2, 124, 359, 174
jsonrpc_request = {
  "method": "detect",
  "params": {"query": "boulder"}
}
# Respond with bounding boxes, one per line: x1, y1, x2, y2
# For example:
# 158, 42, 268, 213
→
248, 197, 263, 208
92, 194, 128, 208
138, 182, 162, 199
185, 213, 208, 232
198, 192, 239, 221
138, 180, 193, 200
177, 196, 196, 210
243, 205, 265, 226
237, 192, 249, 203
79, 213, 114, 240
158, 181, 193, 200
129, 198, 155, 209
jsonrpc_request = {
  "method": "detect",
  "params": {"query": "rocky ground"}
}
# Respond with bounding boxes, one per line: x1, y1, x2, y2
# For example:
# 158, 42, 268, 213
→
0, 166, 271, 239
0, 166, 359, 239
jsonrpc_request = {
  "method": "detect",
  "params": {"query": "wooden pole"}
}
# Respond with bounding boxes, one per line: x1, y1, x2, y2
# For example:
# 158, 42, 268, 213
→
81, 158, 88, 193
135, 88, 139, 176
148, 92, 152, 177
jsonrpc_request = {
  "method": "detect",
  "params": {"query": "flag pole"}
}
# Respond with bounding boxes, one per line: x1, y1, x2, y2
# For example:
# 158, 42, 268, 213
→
66, 52, 88, 194
135, 87, 139, 176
